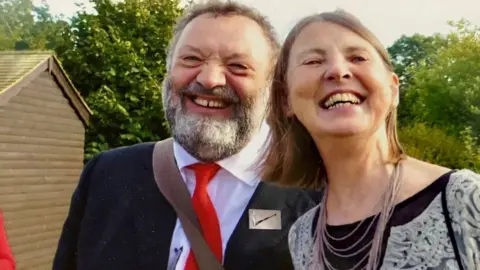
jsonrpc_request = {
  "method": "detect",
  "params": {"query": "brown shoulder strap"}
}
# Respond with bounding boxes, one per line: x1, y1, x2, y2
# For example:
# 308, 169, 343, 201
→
152, 138, 224, 270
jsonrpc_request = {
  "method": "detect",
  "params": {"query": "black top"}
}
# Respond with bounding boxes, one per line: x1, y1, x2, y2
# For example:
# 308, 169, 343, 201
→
311, 170, 453, 269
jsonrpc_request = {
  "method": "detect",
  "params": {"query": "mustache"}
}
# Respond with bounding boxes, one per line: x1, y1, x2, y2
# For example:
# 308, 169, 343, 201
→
179, 82, 240, 104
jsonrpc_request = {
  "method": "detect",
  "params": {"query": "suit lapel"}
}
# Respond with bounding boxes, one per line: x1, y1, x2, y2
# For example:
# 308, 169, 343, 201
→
224, 182, 294, 268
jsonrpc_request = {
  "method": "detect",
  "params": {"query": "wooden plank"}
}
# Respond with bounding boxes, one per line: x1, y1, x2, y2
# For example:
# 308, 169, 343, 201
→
0, 126, 84, 141
11, 239, 59, 260
0, 118, 85, 134
0, 143, 84, 155
4, 102, 80, 120
18, 86, 68, 104
0, 134, 83, 148
0, 160, 81, 170
0, 110, 84, 128
10, 237, 59, 256
8, 221, 64, 239
0, 183, 76, 195
4, 213, 67, 230
32, 73, 59, 89
9, 94, 74, 111
0, 152, 82, 162
0, 168, 82, 178
23, 83, 61, 96
0, 191, 75, 204
7, 220, 64, 238
17, 257, 54, 270
4, 206, 69, 219
0, 176, 79, 186
2, 199, 71, 214
8, 229, 61, 247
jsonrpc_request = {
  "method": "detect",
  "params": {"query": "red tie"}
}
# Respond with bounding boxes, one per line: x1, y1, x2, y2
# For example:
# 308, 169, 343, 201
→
184, 163, 223, 270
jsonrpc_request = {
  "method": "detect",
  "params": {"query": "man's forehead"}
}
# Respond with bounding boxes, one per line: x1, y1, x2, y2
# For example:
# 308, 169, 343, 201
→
176, 13, 271, 59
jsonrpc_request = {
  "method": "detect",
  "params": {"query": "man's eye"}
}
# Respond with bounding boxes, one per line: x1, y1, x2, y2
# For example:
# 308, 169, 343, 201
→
229, 63, 248, 70
183, 56, 201, 61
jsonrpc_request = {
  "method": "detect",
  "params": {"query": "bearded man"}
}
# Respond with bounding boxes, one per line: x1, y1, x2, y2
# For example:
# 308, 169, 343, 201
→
53, 2, 320, 270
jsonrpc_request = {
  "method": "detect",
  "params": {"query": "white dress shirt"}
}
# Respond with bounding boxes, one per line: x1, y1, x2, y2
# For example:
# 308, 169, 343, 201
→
167, 122, 270, 270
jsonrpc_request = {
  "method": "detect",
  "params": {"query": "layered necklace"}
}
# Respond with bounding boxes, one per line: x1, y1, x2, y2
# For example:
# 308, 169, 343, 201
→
315, 161, 404, 270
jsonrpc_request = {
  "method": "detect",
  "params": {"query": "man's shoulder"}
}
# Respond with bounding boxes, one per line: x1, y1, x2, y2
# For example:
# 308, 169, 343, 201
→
259, 182, 323, 211
82, 141, 159, 177
96, 141, 157, 161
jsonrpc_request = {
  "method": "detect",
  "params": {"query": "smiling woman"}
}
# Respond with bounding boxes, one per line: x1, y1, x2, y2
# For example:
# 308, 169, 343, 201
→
259, 9, 480, 270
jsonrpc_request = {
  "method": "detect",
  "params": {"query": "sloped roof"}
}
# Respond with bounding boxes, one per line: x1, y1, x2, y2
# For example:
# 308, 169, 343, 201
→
0, 50, 92, 126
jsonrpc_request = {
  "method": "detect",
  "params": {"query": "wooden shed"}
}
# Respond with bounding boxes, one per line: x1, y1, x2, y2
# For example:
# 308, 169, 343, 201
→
0, 51, 91, 269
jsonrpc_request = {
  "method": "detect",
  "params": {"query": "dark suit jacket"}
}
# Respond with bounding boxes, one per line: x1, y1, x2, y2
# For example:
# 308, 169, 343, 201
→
53, 142, 322, 270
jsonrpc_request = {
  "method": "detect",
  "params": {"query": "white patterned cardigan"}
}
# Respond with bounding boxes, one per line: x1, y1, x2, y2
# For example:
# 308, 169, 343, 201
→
288, 169, 480, 270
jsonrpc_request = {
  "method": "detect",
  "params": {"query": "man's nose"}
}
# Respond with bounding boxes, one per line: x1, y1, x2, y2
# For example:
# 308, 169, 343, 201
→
324, 58, 352, 82
196, 63, 226, 89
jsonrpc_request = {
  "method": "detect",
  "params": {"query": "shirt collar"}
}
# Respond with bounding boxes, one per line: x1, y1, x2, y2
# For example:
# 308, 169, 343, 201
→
173, 121, 270, 186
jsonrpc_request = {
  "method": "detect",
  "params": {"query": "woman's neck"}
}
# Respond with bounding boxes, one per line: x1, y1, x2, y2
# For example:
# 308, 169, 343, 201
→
315, 133, 395, 224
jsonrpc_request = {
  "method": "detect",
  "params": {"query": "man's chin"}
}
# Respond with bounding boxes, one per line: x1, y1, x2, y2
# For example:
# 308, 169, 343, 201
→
174, 133, 238, 162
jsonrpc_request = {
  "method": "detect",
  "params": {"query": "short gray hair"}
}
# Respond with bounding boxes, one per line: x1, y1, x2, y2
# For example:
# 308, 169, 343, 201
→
165, 0, 280, 71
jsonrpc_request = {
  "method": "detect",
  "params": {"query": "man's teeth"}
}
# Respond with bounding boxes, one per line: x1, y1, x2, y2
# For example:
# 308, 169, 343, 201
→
192, 97, 228, 108
323, 93, 361, 109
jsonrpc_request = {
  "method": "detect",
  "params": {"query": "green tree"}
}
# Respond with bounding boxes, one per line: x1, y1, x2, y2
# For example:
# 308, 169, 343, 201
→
400, 123, 479, 171
57, 0, 183, 160
387, 33, 447, 122
0, 0, 184, 160
0, 0, 69, 50
403, 19, 480, 140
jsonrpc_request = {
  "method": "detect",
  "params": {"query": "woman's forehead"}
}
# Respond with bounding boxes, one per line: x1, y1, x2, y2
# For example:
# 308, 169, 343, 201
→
291, 21, 375, 56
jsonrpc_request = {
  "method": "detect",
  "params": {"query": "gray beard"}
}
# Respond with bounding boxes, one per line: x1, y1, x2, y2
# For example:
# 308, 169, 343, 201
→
162, 79, 266, 162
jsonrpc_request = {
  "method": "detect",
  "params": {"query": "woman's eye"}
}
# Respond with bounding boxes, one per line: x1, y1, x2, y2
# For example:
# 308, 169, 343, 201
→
351, 55, 367, 62
304, 59, 324, 65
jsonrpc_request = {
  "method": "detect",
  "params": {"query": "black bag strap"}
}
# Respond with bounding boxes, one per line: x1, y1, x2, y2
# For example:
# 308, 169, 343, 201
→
152, 138, 224, 270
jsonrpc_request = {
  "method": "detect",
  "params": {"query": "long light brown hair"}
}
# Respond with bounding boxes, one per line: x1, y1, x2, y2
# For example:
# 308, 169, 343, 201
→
259, 10, 405, 189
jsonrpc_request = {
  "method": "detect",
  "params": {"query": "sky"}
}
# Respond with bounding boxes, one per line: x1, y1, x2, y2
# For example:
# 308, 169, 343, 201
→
35, 0, 480, 46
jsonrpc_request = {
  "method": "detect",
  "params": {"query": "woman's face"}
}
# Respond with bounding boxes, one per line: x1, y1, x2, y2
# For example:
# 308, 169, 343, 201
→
286, 21, 399, 139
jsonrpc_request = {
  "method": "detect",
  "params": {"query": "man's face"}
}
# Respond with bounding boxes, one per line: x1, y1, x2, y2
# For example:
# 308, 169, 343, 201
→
163, 13, 272, 162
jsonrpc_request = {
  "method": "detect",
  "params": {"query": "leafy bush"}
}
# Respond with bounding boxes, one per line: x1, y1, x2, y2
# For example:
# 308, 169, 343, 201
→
399, 123, 480, 171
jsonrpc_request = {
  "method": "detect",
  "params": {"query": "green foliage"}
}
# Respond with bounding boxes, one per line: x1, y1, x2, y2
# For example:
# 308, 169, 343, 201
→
399, 123, 480, 171
0, 0, 69, 50
57, 0, 183, 160
392, 20, 480, 171
1, 0, 183, 161
1, 0, 478, 169
387, 34, 448, 123
402, 20, 480, 141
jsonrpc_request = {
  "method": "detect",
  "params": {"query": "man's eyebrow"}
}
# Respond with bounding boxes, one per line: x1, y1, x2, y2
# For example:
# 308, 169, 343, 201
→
178, 45, 204, 55
225, 52, 251, 61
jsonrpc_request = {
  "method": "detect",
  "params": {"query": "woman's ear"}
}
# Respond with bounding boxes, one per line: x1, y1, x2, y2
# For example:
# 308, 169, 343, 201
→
390, 72, 400, 108
282, 91, 295, 117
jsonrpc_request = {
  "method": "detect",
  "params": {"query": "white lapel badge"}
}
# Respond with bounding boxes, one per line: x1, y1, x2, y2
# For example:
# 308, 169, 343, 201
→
248, 209, 282, 230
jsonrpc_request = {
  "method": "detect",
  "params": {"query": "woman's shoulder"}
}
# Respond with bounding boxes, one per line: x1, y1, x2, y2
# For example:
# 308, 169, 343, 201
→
444, 169, 480, 267
289, 203, 320, 235
447, 168, 480, 194
444, 169, 480, 229
288, 204, 320, 265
